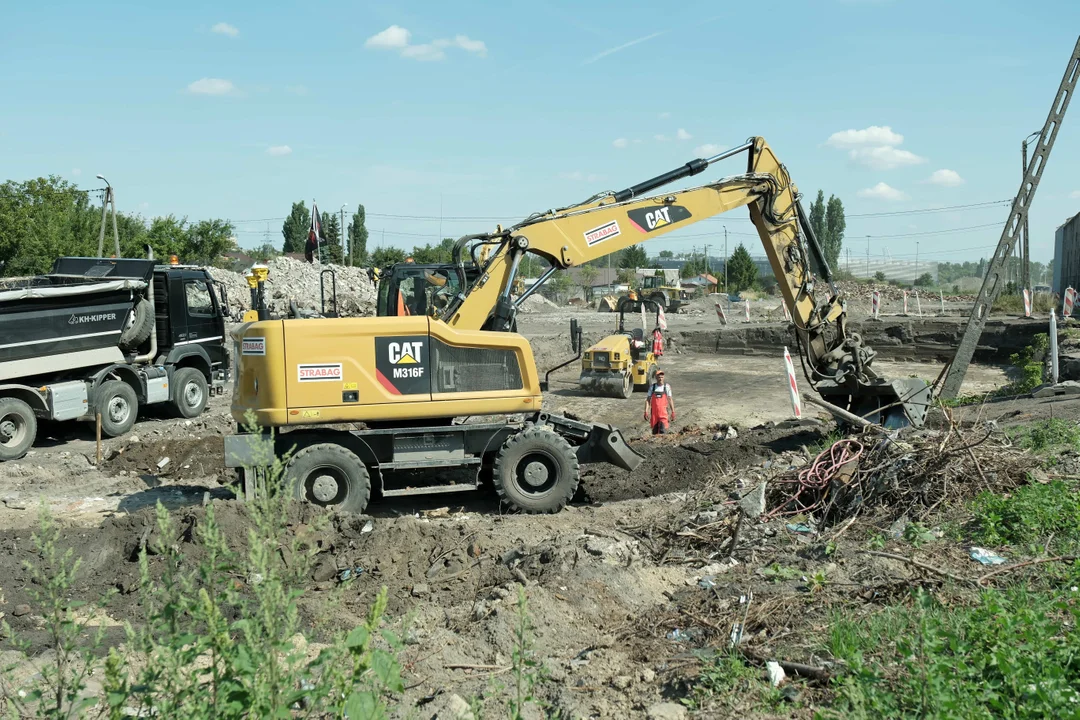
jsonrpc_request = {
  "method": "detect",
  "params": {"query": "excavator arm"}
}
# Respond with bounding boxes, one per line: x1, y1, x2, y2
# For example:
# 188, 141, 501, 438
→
440, 137, 930, 427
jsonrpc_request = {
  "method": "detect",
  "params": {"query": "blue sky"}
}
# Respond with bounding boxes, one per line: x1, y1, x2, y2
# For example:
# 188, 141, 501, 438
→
2, 0, 1079, 264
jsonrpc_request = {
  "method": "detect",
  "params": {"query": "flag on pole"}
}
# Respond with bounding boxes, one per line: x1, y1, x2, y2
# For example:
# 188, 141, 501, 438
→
305, 201, 323, 264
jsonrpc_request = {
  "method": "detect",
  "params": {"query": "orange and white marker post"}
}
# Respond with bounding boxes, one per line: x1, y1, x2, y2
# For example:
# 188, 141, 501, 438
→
657, 305, 668, 330
914, 290, 923, 317
715, 302, 728, 325
902, 290, 909, 316
1064, 287, 1076, 318
1023, 288, 1032, 317
939, 290, 945, 315
744, 298, 751, 322
871, 291, 880, 319
783, 347, 802, 419
781, 300, 791, 322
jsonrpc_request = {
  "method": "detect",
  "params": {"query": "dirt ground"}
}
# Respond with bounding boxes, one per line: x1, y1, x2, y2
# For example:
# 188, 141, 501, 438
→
1, 313, 1077, 718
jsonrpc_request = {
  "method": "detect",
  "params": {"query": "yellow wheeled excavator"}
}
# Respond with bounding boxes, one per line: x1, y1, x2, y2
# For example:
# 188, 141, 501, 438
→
226, 137, 931, 515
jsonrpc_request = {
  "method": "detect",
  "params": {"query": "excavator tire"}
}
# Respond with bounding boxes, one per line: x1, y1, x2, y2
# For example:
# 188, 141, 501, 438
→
287, 443, 371, 513
493, 426, 579, 513
119, 298, 154, 351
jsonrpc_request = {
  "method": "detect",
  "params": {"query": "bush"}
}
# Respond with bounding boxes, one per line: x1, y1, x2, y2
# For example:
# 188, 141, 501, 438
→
874, 271, 886, 282
914, 272, 934, 287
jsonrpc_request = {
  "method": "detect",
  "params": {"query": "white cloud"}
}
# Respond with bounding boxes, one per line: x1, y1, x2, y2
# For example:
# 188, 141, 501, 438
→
676, 128, 692, 141
583, 31, 666, 65
139, 202, 150, 210
450, 35, 487, 55
857, 182, 907, 201
633, 138, 642, 144
826, 125, 904, 149
266, 145, 292, 156
925, 169, 965, 187
1070, 190, 1080, 199
285, 85, 308, 96
848, 145, 926, 170
187, 78, 236, 95
366, 25, 410, 49
659, 112, 671, 119
71, 168, 81, 176
654, 134, 669, 142
366, 26, 486, 61
613, 138, 628, 149
211, 22, 239, 37
401, 43, 446, 61
694, 143, 728, 157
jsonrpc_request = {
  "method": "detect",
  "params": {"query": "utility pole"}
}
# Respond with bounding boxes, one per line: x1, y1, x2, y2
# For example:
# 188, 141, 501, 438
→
723, 226, 728, 292
866, 235, 870, 279
703, 244, 709, 275
95, 175, 120, 258
915, 242, 920, 282
1021, 131, 1040, 290
340, 204, 348, 266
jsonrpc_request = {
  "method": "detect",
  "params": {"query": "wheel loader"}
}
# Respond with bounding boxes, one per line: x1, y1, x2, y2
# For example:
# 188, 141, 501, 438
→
580, 298, 662, 398
226, 136, 931, 516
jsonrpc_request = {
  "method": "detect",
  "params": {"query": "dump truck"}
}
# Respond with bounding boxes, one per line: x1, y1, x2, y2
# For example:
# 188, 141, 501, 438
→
0, 254, 229, 460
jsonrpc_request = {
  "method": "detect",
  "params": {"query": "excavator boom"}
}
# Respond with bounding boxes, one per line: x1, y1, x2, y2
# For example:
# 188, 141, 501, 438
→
438, 137, 930, 427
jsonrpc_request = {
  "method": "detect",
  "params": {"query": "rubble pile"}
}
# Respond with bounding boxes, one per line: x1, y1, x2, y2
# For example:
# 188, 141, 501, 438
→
833, 280, 976, 303
207, 257, 376, 318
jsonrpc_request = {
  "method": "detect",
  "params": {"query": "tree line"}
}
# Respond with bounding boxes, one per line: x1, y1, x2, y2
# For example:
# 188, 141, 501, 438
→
0, 176, 235, 276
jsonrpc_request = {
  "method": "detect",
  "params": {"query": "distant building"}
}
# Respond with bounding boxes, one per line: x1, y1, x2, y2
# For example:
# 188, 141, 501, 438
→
1054, 211, 1080, 294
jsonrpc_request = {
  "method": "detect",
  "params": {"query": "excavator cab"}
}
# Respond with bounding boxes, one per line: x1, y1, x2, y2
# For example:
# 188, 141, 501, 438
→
375, 262, 477, 317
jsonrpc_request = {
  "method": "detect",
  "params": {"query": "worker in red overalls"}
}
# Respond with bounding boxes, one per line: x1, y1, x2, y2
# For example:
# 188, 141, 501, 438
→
644, 370, 675, 435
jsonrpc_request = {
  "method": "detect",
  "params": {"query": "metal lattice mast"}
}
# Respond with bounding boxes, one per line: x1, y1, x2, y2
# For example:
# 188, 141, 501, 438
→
940, 35, 1080, 399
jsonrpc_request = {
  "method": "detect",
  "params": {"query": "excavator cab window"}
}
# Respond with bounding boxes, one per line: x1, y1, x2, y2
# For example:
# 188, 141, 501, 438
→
376, 264, 464, 317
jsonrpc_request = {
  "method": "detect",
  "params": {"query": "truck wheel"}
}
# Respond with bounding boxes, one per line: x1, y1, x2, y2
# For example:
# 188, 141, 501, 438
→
0, 398, 37, 461
287, 444, 371, 513
97, 380, 138, 438
119, 298, 154, 351
171, 367, 208, 418
493, 427, 579, 513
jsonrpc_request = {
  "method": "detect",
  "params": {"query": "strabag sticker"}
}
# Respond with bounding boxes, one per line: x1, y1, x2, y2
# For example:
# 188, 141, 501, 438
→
298, 363, 343, 382
241, 337, 266, 356
584, 220, 621, 246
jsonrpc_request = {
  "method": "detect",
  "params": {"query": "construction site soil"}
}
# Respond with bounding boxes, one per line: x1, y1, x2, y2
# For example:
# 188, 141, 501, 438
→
1, 308, 1077, 717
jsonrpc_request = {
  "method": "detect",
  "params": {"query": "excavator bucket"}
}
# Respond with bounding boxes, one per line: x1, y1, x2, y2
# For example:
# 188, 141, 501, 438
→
817, 376, 933, 429
577, 423, 644, 471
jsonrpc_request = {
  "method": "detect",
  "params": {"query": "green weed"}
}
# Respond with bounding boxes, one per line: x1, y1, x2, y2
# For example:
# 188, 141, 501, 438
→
972, 480, 1080, 548
825, 585, 1080, 718
1, 413, 405, 718
682, 651, 784, 712
1007, 418, 1080, 455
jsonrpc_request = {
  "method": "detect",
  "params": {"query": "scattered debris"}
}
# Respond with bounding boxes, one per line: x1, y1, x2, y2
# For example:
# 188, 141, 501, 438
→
766, 660, 787, 687
969, 547, 1008, 565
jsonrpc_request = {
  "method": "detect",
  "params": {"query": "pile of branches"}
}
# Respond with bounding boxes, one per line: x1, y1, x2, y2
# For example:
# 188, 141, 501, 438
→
767, 418, 1030, 524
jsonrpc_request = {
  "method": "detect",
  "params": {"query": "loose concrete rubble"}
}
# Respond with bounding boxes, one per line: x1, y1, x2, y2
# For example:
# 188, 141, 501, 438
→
207, 256, 376, 318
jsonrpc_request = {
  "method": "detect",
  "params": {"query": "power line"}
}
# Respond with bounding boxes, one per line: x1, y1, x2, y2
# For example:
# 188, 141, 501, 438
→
225, 198, 1012, 226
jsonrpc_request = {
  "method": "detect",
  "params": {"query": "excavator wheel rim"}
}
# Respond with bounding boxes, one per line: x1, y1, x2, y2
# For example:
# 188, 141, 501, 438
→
287, 443, 371, 513
493, 427, 579, 513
